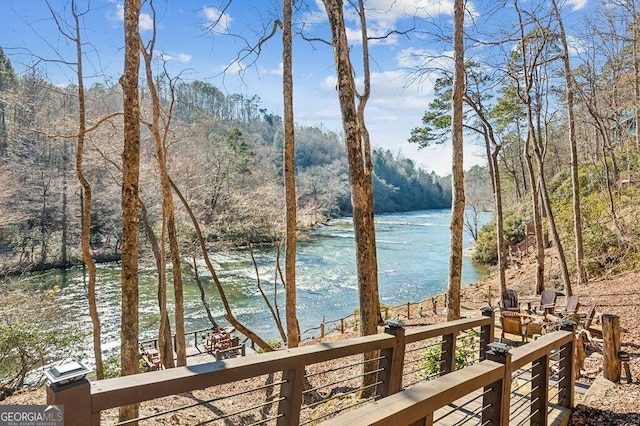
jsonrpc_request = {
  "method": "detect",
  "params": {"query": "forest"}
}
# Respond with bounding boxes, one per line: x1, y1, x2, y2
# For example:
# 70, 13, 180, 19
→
0, 61, 451, 273
2, 1, 640, 418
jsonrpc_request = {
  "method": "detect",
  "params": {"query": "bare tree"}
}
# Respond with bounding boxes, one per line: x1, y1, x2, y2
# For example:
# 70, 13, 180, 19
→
283, 0, 300, 348
139, 1, 187, 366
552, 0, 587, 289
512, 0, 571, 295
321, 0, 380, 397
45, 0, 105, 379
448, 0, 466, 320
170, 177, 275, 352
511, 1, 549, 294
120, 0, 141, 422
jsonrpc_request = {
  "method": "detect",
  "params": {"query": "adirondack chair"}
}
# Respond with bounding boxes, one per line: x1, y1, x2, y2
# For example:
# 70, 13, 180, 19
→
530, 289, 558, 315
499, 311, 527, 343
557, 295, 580, 317
139, 342, 162, 371
500, 289, 521, 312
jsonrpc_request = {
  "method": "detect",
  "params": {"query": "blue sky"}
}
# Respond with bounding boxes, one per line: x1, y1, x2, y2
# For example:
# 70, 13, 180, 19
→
0, 0, 591, 175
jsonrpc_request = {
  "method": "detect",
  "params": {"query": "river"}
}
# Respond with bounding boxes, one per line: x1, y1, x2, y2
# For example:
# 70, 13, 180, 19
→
15, 209, 487, 354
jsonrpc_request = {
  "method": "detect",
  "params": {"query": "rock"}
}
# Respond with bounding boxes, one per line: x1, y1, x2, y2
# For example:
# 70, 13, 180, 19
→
581, 376, 616, 406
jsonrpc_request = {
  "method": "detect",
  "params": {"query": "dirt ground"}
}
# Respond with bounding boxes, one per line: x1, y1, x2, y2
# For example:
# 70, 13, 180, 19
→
465, 252, 640, 426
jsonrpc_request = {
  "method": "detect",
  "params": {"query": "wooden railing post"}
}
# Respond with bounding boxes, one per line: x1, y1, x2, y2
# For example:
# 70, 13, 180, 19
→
558, 320, 576, 409
441, 331, 457, 375
46, 378, 96, 426
602, 314, 621, 382
480, 306, 496, 361
377, 320, 406, 397
531, 353, 550, 425
482, 343, 512, 426
277, 366, 305, 426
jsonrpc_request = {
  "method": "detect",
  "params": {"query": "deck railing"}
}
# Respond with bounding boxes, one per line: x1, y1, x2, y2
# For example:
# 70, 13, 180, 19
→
46, 308, 574, 425
321, 327, 575, 425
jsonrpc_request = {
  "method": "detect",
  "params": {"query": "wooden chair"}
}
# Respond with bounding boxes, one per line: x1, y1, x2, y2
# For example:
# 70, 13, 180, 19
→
581, 303, 597, 331
500, 311, 527, 343
557, 295, 580, 317
530, 289, 558, 315
139, 342, 162, 371
500, 289, 521, 312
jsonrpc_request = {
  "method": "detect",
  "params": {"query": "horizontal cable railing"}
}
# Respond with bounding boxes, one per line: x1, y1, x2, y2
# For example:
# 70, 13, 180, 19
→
46, 309, 569, 425
317, 327, 575, 425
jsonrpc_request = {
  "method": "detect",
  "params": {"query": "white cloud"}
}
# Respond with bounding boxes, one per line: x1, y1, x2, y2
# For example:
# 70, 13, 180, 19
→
396, 47, 453, 73
202, 6, 233, 34
139, 11, 154, 31
113, 3, 154, 32
321, 69, 432, 116
302, 64, 488, 175
157, 52, 192, 63
300, 0, 328, 26
565, 0, 588, 11
258, 63, 283, 77
343, 1, 479, 46
215, 60, 246, 75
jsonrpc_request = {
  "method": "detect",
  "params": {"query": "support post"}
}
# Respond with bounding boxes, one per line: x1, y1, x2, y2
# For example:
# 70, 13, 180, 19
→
277, 366, 305, 426
620, 352, 633, 384
377, 320, 406, 397
531, 353, 550, 426
482, 342, 512, 426
602, 314, 621, 382
320, 323, 325, 338
441, 332, 457, 375
47, 379, 96, 426
558, 321, 576, 409
480, 306, 496, 361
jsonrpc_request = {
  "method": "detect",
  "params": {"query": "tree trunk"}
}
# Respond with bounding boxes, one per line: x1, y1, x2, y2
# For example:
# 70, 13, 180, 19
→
465, 99, 506, 294
120, 0, 141, 421
140, 25, 187, 367
447, 0, 465, 321
71, 0, 103, 380
602, 314, 621, 383
356, 0, 382, 326
322, 0, 380, 398
553, 0, 587, 286
515, 0, 544, 294
536, 166, 572, 296
283, 0, 300, 349
139, 200, 175, 369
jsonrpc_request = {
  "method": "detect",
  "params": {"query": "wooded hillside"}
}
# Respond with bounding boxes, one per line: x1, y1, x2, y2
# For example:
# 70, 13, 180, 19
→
0, 51, 450, 273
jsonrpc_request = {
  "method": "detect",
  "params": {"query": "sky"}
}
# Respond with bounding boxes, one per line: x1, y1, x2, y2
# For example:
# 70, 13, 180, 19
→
0, 0, 592, 175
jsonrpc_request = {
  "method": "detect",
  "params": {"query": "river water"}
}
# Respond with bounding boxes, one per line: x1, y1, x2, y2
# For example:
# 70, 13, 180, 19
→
16, 209, 487, 353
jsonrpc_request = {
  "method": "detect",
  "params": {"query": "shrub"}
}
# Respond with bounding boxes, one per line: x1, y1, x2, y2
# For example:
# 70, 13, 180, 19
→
255, 338, 282, 354
421, 330, 478, 380
0, 284, 85, 399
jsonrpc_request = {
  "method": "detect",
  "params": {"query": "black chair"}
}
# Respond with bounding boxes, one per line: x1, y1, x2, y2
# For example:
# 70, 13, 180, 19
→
500, 289, 521, 312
